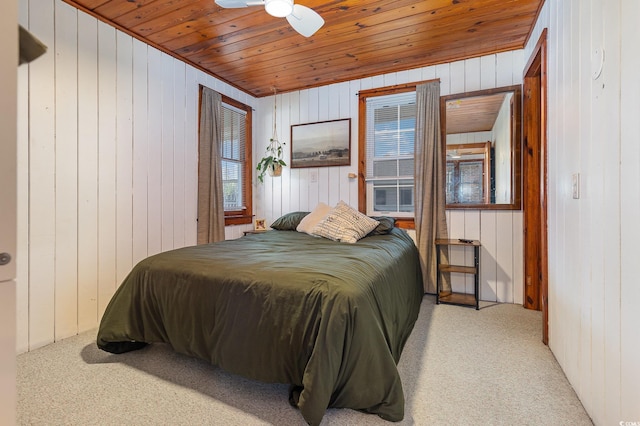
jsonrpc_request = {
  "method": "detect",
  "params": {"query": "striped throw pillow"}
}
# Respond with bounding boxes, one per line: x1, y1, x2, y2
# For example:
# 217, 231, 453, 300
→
311, 201, 380, 243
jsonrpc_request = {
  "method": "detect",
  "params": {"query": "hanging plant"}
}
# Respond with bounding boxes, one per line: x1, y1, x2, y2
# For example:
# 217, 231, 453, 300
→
257, 89, 287, 183
256, 137, 287, 183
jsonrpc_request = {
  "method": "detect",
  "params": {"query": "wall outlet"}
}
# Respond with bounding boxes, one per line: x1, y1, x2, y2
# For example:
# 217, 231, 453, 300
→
572, 173, 580, 199
309, 170, 318, 183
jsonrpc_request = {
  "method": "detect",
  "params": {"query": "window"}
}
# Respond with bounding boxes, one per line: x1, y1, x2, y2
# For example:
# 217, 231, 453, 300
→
221, 103, 246, 210
359, 86, 417, 226
220, 96, 252, 225
446, 160, 485, 204
445, 141, 491, 204
199, 94, 253, 226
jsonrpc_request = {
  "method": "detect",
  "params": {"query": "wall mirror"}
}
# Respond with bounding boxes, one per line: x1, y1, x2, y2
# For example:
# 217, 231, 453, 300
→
440, 85, 522, 210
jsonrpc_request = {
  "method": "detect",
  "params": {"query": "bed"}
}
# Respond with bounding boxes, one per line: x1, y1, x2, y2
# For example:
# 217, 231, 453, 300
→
97, 212, 424, 425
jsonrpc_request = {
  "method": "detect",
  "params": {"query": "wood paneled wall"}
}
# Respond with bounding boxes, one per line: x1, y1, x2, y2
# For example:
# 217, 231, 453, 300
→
16, 0, 528, 354
254, 51, 525, 305
526, 0, 640, 423
16, 0, 256, 353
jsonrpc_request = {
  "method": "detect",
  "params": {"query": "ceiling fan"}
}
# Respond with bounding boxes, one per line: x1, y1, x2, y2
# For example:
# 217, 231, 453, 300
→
214, 0, 324, 37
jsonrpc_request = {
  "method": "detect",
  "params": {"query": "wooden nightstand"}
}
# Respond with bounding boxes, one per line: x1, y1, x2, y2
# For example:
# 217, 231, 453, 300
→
435, 239, 481, 310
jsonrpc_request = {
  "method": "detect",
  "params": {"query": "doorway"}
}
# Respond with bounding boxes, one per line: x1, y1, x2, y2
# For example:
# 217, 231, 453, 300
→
523, 29, 549, 344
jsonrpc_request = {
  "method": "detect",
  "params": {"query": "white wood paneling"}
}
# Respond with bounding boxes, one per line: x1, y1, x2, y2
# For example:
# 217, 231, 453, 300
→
54, 1, 79, 340
511, 212, 524, 305
161, 53, 175, 253
464, 57, 481, 92
184, 65, 199, 247
16, 0, 253, 353
527, 0, 640, 423
173, 60, 187, 249
480, 210, 498, 301
286, 91, 301, 213
600, 3, 622, 422
28, 0, 56, 350
76, 11, 99, 332
131, 38, 149, 265
272, 93, 285, 219
348, 80, 360, 204
449, 61, 465, 94
574, 0, 591, 404
495, 211, 514, 303
147, 47, 163, 257
280, 93, 292, 216
97, 21, 118, 320
116, 31, 134, 286
620, 0, 640, 419
480, 56, 497, 90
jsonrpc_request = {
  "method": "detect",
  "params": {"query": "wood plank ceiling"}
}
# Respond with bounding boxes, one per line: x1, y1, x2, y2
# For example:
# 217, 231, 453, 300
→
446, 92, 507, 134
63, 0, 544, 98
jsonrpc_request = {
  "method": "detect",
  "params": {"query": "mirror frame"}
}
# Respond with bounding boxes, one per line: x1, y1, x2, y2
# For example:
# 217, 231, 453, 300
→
440, 85, 522, 210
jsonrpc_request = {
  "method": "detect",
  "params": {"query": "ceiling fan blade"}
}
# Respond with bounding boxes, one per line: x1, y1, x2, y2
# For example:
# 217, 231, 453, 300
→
215, 0, 264, 8
286, 4, 324, 37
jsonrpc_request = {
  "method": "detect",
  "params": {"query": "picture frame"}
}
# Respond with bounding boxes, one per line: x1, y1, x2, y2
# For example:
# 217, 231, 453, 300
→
290, 118, 351, 168
254, 218, 266, 231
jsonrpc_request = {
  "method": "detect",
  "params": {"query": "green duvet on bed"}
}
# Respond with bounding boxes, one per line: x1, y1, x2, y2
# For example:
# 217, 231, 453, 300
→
97, 227, 423, 425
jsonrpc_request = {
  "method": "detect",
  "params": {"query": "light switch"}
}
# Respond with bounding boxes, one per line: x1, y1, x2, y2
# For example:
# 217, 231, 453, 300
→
309, 170, 318, 183
572, 173, 580, 199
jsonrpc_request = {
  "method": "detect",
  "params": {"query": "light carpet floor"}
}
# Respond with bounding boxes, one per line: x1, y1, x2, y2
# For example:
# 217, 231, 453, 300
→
17, 296, 593, 425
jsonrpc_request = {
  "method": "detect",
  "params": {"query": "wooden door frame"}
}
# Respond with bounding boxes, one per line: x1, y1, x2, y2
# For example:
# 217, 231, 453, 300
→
523, 29, 549, 344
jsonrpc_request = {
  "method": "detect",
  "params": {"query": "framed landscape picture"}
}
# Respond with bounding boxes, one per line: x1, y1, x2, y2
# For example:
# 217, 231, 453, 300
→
290, 118, 351, 168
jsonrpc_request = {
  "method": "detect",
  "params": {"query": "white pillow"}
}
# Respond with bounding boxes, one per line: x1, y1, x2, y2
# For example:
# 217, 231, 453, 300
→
296, 202, 332, 234
311, 201, 379, 243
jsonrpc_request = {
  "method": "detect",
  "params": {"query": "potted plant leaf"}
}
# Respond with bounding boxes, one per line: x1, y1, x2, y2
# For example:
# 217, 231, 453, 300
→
257, 90, 286, 183
257, 137, 286, 183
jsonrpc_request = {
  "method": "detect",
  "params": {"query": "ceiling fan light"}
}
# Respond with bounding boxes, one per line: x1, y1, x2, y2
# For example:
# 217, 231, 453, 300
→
265, 0, 293, 17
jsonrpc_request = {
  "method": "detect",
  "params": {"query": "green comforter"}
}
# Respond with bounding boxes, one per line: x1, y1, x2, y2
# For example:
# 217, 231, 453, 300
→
97, 228, 423, 425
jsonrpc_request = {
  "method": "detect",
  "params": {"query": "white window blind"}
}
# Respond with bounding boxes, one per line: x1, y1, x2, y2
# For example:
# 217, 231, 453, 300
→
221, 102, 247, 212
365, 92, 416, 216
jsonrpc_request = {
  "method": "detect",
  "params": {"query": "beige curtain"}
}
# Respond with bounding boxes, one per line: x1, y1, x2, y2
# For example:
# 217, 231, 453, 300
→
414, 80, 449, 294
197, 87, 225, 244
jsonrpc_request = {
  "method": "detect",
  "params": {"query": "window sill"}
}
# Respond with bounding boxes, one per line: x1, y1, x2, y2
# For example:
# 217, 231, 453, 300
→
394, 217, 415, 230
225, 214, 253, 226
